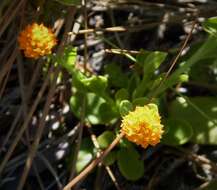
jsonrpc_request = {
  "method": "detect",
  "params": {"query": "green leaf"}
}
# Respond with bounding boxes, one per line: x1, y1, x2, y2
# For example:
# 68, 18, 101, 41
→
70, 92, 118, 125
169, 97, 217, 144
57, 47, 109, 95
128, 73, 140, 95
179, 74, 189, 83
136, 50, 167, 76
162, 118, 193, 146
58, 47, 108, 95
133, 50, 167, 98
202, 17, 217, 37
119, 100, 133, 116
97, 131, 115, 149
160, 36, 217, 94
105, 63, 129, 88
82, 75, 108, 96
190, 58, 217, 83
103, 151, 117, 166
72, 72, 87, 92
132, 97, 149, 106
119, 138, 133, 148
117, 147, 144, 181
76, 138, 94, 173
55, 0, 81, 6
57, 46, 77, 73
115, 88, 129, 104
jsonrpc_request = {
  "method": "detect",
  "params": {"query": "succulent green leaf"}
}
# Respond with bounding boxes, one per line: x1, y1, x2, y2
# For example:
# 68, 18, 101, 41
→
81, 75, 108, 96
162, 118, 193, 145
115, 88, 129, 104
117, 147, 144, 181
202, 17, 217, 37
103, 151, 117, 166
132, 97, 149, 106
160, 36, 217, 94
169, 97, 217, 144
136, 50, 167, 76
119, 100, 133, 116
57, 46, 77, 73
105, 63, 129, 88
133, 50, 167, 98
97, 131, 115, 149
70, 92, 118, 125
76, 138, 94, 173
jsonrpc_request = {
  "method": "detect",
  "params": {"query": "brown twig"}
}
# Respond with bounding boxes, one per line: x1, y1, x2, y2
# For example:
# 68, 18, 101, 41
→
0, 65, 11, 98
0, 48, 18, 89
63, 132, 125, 190
87, 124, 122, 190
0, 0, 26, 38
74, 24, 161, 34
104, 48, 140, 55
166, 147, 217, 180
180, 148, 217, 174
68, 1, 88, 182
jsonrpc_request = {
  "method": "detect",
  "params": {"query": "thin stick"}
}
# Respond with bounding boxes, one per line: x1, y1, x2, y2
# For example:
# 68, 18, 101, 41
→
63, 132, 124, 190
83, 0, 88, 73
148, 20, 197, 101
104, 48, 140, 55
37, 152, 63, 189
87, 124, 122, 190
32, 163, 46, 190
0, 0, 26, 38
69, 1, 88, 181
0, 48, 18, 88
0, 65, 11, 98
72, 20, 191, 35
105, 166, 122, 190
69, 100, 86, 180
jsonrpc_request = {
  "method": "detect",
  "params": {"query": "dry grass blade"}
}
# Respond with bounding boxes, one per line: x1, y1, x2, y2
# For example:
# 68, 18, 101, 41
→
0, 66, 52, 175
0, 48, 18, 89
0, 60, 42, 152
17, 7, 77, 190
0, 0, 26, 38
16, 66, 61, 190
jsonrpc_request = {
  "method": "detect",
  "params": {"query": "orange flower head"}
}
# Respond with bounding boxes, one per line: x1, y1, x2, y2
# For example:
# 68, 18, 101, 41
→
121, 104, 164, 148
18, 23, 57, 58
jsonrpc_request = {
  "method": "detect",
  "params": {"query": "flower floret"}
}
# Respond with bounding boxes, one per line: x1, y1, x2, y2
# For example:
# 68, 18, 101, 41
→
18, 23, 57, 58
121, 104, 164, 148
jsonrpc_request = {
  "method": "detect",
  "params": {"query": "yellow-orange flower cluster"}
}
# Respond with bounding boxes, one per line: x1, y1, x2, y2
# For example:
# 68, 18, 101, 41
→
18, 23, 57, 58
121, 104, 164, 148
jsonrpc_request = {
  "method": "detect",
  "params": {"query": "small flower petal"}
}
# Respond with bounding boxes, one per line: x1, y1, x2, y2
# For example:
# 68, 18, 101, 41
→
121, 104, 164, 148
18, 23, 57, 58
